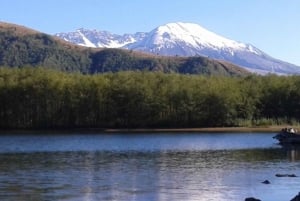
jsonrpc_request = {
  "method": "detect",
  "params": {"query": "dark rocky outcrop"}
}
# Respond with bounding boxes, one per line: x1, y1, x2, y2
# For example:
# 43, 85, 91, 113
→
275, 174, 297, 177
262, 180, 270, 184
291, 192, 300, 201
245, 197, 261, 201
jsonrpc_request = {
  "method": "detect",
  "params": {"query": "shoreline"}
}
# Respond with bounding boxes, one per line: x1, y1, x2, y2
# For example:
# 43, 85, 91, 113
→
103, 126, 289, 133
0, 126, 293, 134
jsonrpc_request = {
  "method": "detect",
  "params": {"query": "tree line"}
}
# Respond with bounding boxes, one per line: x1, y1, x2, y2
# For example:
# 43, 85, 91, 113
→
0, 67, 300, 129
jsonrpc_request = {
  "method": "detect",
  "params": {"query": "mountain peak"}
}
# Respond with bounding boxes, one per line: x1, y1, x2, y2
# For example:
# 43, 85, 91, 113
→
153, 22, 247, 50
55, 22, 300, 75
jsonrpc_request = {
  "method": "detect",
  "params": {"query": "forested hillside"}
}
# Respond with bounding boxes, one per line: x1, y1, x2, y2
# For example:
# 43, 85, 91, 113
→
2, 22, 298, 130
0, 22, 249, 76
0, 68, 299, 129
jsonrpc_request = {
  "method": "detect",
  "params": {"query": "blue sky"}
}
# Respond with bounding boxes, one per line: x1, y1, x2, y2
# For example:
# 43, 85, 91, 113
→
1, 0, 300, 65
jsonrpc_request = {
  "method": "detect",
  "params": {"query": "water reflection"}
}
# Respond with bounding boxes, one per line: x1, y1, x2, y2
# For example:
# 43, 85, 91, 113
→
0, 148, 299, 201
280, 145, 300, 161
0, 133, 299, 201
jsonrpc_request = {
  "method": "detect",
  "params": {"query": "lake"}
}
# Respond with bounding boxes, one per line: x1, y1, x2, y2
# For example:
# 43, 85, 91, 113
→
0, 132, 299, 201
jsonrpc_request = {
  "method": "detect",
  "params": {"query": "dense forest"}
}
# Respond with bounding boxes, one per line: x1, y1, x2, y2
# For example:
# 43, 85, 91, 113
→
0, 67, 300, 129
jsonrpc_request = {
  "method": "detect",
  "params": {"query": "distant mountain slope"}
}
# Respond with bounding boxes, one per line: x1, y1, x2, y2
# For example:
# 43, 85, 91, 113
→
55, 22, 300, 75
0, 22, 92, 73
56, 28, 146, 48
0, 21, 249, 76
89, 48, 249, 76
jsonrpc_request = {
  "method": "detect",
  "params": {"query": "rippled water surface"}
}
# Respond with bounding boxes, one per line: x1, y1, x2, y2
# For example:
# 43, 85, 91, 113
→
0, 132, 299, 201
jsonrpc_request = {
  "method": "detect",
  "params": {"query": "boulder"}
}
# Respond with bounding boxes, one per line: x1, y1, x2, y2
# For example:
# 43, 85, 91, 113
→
262, 180, 270, 184
291, 192, 300, 201
276, 174, 297, 177
245, 197, 261, 201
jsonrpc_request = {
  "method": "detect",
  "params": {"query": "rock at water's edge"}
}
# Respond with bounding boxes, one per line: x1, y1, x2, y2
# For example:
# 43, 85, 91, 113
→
291, 192, 300, 201
245, 197, 261, 201
262, 180, 270, 184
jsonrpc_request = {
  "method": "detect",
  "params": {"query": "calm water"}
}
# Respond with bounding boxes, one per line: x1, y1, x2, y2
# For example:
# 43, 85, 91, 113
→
0, 132, 299, 201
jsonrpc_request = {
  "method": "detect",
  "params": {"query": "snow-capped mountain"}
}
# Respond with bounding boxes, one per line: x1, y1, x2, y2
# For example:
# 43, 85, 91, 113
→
55, 28, 146, 48
55, 22, 300, 75
127, 22, 257, 54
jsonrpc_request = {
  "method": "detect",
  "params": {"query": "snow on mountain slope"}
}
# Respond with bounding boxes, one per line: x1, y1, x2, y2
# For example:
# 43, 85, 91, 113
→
140, 22, 247, 50
55, 28, 140, 48
127, 22, 262, 56
55, 22, 300, 75
77, 30, 96, 47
